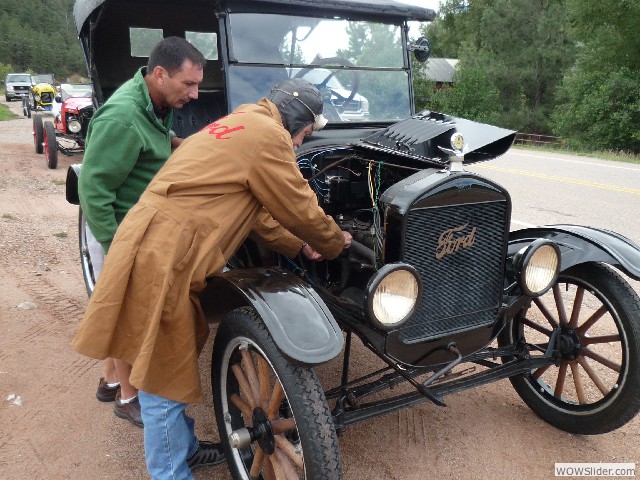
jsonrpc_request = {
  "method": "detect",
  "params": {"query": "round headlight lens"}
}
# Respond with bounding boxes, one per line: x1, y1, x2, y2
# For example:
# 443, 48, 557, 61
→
68, 119, 82, 133
524, 244, 559, 294
368, 265, 421, 329
514, 240, 560, 297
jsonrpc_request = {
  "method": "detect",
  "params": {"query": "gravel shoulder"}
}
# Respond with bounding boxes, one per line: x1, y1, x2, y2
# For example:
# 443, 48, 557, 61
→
0, 98, 638, 480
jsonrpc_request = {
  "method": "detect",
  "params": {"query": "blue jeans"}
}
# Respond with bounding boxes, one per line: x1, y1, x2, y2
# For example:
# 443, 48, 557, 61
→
138, 390, 199, 480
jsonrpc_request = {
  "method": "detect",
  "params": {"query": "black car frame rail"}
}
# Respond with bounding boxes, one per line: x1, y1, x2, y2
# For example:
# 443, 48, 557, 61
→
68, 0, 640, 478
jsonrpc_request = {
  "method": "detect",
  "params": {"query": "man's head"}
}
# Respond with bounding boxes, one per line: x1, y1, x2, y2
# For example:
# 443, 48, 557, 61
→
268, 78, 328, 147
146, 36, 207, 110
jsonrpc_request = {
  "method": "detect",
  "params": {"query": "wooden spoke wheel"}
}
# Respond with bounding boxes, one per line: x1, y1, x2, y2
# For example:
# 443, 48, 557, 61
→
503, 262, 640, 434
213, 307, 342, 480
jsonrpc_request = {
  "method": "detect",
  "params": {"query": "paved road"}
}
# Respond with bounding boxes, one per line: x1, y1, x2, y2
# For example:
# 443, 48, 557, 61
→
468, 149, 640, 242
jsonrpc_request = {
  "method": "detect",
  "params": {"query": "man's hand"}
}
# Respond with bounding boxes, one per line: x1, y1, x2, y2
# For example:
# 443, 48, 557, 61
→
342, 231, 352, 249
171, 136, 183, 149
301, 231, 352, 261
301, 243, 323, 261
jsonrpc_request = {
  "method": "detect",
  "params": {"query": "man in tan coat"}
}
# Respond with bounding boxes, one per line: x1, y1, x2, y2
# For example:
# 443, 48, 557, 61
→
72, 78, 351, 480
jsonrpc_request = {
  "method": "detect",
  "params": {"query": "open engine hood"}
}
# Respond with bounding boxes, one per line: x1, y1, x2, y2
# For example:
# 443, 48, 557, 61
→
355, 110, 516, 168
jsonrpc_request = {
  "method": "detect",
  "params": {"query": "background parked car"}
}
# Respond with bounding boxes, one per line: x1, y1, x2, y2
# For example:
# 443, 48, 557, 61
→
2, 73, 32, 102
289, 67, 370, 121
33, 83, 94, 169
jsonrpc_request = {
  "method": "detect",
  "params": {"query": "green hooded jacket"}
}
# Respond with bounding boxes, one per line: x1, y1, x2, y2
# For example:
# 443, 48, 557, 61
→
79, 67, 174, 253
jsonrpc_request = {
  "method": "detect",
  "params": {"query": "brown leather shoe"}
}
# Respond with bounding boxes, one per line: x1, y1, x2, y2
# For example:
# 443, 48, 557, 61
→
96, 377, 120, 402
113, 392, 143, 428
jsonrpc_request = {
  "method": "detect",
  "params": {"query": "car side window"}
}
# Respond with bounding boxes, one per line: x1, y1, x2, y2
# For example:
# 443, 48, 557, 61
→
129, 28, 164, 57
185, 31, 218, 61
128, 28, 218, 61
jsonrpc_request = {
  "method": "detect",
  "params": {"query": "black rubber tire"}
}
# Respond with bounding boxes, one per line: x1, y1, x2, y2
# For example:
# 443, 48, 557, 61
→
212, 307, 343, 480
43, 121, 58, 169
78, 207, 96, 296
503, 262, 640, 434
5, 96, 9, 102
33, 114, 44, 154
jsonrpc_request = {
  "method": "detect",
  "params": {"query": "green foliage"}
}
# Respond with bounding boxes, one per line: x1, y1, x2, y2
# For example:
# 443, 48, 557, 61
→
419, 0, 575, 133
551, 0, 640, 153
552, 67, 640, 153
0, 104, 19, 121
418, 66, 501, 125
0, 0, 84, 79
0, 62, 17, 80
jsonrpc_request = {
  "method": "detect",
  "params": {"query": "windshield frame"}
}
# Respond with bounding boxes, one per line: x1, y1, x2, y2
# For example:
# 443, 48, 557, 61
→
225, 11, 414, 125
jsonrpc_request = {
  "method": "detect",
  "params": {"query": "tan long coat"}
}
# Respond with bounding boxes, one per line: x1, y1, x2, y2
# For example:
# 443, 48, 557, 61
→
72, 99, 345, 403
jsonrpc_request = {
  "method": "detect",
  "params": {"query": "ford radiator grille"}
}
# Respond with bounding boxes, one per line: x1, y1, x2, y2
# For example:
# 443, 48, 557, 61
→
399, 201, 507, 343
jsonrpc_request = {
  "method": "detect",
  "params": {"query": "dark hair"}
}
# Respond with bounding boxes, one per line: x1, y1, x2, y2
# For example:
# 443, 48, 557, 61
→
147, 36, 207, 75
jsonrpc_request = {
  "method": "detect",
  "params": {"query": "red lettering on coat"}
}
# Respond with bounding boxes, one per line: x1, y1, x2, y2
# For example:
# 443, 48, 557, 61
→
203, 122, 245, 140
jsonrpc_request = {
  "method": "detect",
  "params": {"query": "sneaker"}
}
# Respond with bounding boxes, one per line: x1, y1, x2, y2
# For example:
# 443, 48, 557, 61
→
113, 391, 143, 428
96, 377, 120, 402
187, 441, 225, 470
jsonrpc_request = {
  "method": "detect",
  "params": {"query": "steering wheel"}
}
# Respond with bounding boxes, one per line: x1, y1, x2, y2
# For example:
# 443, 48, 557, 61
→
293, 56, 361, 109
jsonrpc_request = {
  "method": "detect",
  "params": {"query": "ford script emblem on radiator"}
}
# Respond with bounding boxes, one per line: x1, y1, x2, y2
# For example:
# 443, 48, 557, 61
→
436, 223, 477, 259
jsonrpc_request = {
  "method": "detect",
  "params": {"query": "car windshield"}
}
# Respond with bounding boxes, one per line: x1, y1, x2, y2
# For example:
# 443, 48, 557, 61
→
60, 84, 93, 101
33, 74, 55, 85
227, 13, 410, 123
7, 74, 31, 82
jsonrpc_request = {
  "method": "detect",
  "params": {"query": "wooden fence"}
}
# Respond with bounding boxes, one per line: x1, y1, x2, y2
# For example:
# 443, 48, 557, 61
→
514, 132, 565, 148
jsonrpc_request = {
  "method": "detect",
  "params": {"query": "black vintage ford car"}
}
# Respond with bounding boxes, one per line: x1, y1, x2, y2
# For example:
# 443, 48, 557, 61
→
67, 0, 640, 478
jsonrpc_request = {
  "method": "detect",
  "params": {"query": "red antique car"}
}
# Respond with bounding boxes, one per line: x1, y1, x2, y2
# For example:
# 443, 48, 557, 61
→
33, 83, 94, 169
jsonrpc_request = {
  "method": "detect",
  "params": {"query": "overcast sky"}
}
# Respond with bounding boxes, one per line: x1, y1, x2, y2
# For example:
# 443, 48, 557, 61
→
395, 0, 440, 37
396, 0, 441, 13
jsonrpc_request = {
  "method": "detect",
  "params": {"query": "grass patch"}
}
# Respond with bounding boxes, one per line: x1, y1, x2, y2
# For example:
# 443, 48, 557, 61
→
584, 150, 640, 164
53, 231, 68, 238
2, 213, 16, 220
0, 103, 18, 121
52, 178, 66, 186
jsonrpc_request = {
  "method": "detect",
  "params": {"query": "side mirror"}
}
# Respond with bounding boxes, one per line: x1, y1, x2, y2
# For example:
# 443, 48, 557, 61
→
410, 37, 431, 63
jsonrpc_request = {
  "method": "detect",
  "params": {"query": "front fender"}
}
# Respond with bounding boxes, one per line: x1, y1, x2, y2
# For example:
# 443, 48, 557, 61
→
200, 267, 343, 365
65, 163, 82, 205
509, 224, 640, 281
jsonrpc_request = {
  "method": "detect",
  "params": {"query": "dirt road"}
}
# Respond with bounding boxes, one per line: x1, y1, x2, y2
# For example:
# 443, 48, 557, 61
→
1, 99, 638, 480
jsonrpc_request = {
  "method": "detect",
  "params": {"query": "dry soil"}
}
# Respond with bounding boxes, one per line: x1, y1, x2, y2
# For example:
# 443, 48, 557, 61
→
0, 98, 638, 480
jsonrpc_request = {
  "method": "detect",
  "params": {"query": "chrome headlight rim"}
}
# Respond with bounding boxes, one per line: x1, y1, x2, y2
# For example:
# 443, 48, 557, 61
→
513, 239, 561, 297
365, 263, 422, 330
68, 119, 82, 133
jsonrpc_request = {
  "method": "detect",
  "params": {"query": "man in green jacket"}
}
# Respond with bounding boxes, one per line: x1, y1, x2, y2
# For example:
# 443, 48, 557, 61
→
78, 36, 206, 431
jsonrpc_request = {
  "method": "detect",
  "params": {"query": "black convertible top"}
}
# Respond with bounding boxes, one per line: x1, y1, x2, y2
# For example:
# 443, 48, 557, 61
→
74, 0, 435, 36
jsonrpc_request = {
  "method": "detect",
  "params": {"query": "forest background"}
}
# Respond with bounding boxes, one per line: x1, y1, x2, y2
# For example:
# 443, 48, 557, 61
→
0, 0, 638, 154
